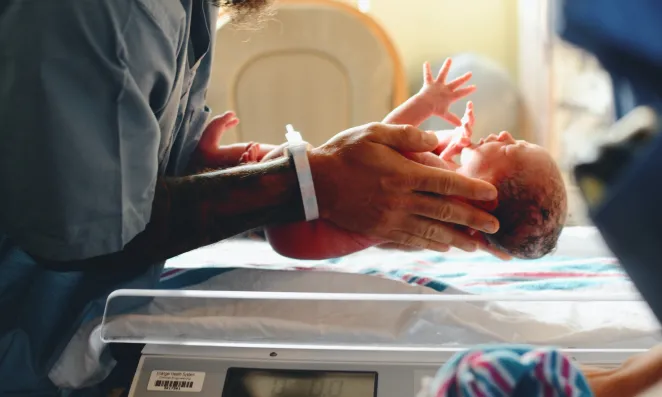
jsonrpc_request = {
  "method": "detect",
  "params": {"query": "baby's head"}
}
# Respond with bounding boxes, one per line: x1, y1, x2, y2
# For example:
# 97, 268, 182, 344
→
457, 132, 567, 259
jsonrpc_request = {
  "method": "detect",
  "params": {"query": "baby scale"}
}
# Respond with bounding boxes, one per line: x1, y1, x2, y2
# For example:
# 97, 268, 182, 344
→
101, 290, 654, 397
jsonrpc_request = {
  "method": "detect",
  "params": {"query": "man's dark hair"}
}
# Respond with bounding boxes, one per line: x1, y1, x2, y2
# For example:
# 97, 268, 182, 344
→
485, 170, 567, 259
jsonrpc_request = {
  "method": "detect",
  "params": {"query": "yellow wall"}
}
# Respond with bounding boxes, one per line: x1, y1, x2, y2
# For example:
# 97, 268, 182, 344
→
365, 0, 519, 89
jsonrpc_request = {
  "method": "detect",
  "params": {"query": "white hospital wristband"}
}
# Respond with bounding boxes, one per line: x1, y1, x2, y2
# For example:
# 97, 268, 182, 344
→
284, 124, 319, 221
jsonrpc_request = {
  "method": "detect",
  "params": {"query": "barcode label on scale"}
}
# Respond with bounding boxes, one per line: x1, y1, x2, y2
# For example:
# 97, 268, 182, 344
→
147, 371, 205, 392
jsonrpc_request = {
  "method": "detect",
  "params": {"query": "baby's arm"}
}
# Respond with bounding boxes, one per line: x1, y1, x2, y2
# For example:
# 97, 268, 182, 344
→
383, 59, 475, 127
438, 101, 475, 163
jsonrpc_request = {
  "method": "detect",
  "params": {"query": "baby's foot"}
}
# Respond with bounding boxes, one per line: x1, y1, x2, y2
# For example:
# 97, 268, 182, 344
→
198, 111, 240, 158
239, 142, 261, 164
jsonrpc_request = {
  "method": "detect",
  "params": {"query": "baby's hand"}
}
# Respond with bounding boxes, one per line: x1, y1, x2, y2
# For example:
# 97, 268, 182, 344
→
459, 101, 475, 137
439, 101, 475, 161
418, 58, 476, 126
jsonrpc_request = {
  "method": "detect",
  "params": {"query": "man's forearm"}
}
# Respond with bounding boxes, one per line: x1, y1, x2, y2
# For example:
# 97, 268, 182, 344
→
382, 92, 433, 127
41, 157, 304, 271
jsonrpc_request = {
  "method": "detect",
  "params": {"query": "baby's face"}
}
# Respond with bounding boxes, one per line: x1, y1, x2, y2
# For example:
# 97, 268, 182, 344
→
456, 131, 554, 183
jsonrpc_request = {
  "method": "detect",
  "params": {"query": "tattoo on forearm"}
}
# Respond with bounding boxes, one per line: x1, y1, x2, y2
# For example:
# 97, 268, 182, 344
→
39, 157, 304, 272
160, 158, 304, 255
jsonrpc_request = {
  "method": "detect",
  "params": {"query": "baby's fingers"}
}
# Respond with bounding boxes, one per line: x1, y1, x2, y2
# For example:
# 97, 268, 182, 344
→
436, 58, 452, 83
442, 112, 462, 127
423, 62, 434, 84
447, 72, 473, 90
463, 102, 475, 124
452, 86, 476, 100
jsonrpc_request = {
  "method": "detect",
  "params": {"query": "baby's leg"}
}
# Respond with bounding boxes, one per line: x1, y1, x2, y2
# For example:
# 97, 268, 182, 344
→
262, 146, 382, 259
196, 111, 277, 168
265, 221, 382, 260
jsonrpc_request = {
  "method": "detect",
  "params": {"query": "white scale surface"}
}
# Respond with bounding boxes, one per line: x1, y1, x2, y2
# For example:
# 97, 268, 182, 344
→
99, 290, 661, 397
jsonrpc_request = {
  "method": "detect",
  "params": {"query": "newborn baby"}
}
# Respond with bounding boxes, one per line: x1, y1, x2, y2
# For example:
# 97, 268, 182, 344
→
202, 59, 567, 260
439, 105, 568, 259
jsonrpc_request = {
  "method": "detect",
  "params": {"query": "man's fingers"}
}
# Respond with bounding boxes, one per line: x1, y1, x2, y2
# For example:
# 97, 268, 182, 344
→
452, 86, 477, 100
478, 239, 513, 260
413, 167, 498, 202
367, 124, 439, 153
471, 232, 513, 260
404, 152, 448, 169
378, 242, 425, 252
436, 58, 452, 83
482, 245, 513, 261
395, 216, 481, 252
447, 72, 472, 90
387, 231, 451, 253
409, 193, 499, 234
439, 143, 463, 162
442, 112, 462, 127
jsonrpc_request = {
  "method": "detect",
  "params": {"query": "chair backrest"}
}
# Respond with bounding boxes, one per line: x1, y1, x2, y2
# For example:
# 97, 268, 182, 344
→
207, 0, 407, 146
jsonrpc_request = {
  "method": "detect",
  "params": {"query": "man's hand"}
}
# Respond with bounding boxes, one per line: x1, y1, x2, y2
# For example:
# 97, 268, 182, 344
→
309, 123, 500, 252
418, 58, 476, 126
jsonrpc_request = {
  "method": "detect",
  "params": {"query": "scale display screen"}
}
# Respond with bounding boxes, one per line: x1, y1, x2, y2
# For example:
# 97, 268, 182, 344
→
221, 367, 377, 397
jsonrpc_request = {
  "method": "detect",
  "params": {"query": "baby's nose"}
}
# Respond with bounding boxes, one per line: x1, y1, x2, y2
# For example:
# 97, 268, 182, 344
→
497, 131, 514, 141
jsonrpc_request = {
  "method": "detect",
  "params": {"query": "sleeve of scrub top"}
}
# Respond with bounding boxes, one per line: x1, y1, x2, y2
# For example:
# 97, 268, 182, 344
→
0, 1, 182, 261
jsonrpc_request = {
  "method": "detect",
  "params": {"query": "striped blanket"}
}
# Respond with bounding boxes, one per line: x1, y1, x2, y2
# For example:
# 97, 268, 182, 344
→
161, 235, 629, 295
53, 228, 650, 390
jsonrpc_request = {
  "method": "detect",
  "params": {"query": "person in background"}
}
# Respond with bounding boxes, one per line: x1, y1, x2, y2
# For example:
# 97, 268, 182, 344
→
0, 0, 502, 394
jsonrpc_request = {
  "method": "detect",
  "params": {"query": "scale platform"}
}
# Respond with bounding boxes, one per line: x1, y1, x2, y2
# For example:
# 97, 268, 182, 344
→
101, 290, 662, 396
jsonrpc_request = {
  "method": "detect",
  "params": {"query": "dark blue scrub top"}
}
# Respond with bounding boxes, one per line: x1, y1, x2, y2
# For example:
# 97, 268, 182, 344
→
0, 0, 218, 393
